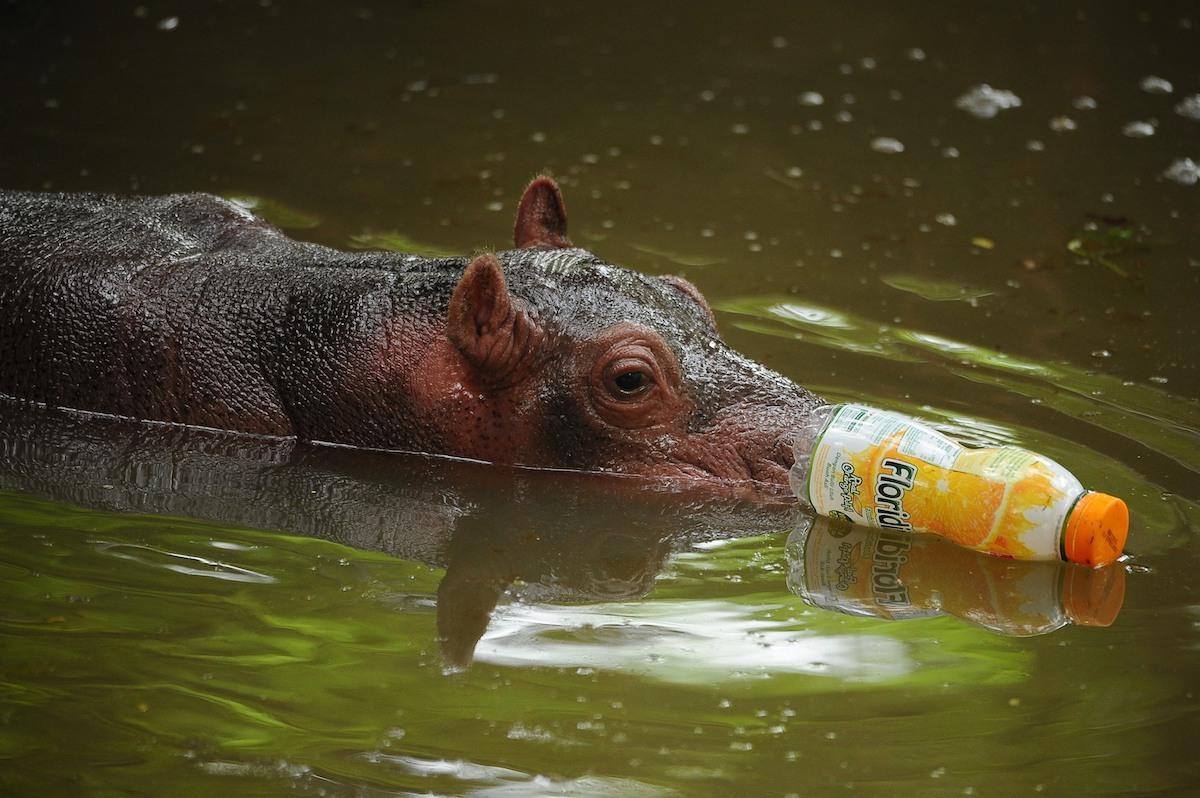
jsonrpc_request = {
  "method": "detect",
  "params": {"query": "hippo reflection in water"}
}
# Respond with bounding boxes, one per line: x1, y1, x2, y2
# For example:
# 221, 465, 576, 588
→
0, 177, 821, 501
0, 404, 796, 668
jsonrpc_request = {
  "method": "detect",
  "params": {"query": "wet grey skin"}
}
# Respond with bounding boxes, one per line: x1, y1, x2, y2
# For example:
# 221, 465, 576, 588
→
0, 182, 824, 500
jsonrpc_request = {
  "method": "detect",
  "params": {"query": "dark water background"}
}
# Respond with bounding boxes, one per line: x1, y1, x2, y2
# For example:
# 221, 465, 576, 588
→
2, 2, 1199, 795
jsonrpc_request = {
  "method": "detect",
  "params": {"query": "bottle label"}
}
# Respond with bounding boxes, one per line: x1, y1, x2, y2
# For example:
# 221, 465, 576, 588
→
807, 405, 1083, 559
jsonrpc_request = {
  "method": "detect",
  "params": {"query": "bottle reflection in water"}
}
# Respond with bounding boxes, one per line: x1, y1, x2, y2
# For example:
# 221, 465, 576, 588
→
786, 515, 1126, 637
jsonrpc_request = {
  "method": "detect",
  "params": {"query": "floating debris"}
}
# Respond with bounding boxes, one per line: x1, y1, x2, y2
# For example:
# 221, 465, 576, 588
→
1175, 94, 1200, 120
956, 84, 1022, 119
225, 195, 321, 229
971, 237, 995, 250
349, 230, 458, 256
1049, 116, 1077, 133
1139, 75, 1173, 94
1122, 121, 1156, 138
871, 137, 905, 154
882, 274, 993, 302
1163, 158, 1200, 186
1066, 216, 1150, 277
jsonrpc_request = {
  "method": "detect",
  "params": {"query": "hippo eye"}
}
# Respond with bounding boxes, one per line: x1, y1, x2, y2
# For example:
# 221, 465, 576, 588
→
614, 370, 649, 394
604, 358, 656, 400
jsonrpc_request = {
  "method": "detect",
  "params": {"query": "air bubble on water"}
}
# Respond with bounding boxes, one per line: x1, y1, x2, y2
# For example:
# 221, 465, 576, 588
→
907, 47, 927, 61
785, 166, 803, 178
838, 63, 854, 75
798, 91, 824, 106
718, 698, 732, 708
830, 249, 844, 258
888, 89, 904, 101
744, 230, 758, 241
157, 16, 179, 30
1139, 75, 1174, 94
931, 767, 946, 778
1175, 94, 1200, 120
1163, 158, 1200, 186
835, 110, 853, 123
1072, 95, 1098, 110
44, 98, 59, 109
1149, 375, 1169, 384
807, 119, 823, 131
530, 131, 546, 143
824, 731, 838, 740
860, 57, 877, 70
649, 134, 664, 145
936, 213, 957, 226
1026, 139, 1045, 152
871, 137, 905, 154
731, 123, 750, 135
771, 36, 788, 48
942, 146, 960, 158
1122, 120, 1156, 137
841, 93, 857, 105
1050, 116, 1077, 132
956, 84, 1022, 119
699, 89, 715, 102
486, 201, 503, 212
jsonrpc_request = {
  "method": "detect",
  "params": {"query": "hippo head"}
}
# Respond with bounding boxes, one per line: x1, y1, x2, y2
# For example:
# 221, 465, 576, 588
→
420, 177, 824, 502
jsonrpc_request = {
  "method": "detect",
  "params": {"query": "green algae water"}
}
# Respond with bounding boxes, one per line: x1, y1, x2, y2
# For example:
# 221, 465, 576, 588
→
2, 2, 1200, 796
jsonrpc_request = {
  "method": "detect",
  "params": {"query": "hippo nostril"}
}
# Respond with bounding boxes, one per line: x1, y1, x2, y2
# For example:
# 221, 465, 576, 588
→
771, 435, 796, 470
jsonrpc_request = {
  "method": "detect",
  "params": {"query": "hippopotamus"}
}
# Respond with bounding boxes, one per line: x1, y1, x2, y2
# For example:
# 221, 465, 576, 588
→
0, 177, 821, 500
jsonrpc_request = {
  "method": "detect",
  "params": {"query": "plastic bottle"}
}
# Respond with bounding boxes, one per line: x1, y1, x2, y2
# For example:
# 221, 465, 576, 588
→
789, 403, 1128, 566
786, 515, 1126, 636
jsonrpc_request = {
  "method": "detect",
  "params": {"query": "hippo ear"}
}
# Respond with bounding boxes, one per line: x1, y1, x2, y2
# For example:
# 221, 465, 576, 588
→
660, 274, 719, 333
513, 175, 571, 249
448, 254, 543, 379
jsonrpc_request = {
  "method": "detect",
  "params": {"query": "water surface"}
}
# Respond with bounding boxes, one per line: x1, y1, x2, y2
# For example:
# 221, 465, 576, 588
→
2, 3, 1199, 796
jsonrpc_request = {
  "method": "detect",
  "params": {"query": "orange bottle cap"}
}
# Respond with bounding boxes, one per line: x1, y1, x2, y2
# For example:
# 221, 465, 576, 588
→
1063, 492, 1128, 567
1062, 560, 1126, 627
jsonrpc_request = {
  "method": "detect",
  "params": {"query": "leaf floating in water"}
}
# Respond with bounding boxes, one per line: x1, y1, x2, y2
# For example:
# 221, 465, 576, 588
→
881, 274, 994, 302
349, 231, 459, 257
629, 243, 726, 268
224, 194, 321, 229
1066, 215, 1152, 278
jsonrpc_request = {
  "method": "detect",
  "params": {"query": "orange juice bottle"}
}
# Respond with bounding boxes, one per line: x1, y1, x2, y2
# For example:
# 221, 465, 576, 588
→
790, 404, 1129, 566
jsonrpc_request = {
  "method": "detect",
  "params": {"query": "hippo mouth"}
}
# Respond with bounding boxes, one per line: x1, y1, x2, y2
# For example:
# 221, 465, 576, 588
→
744, 434, 798, 501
